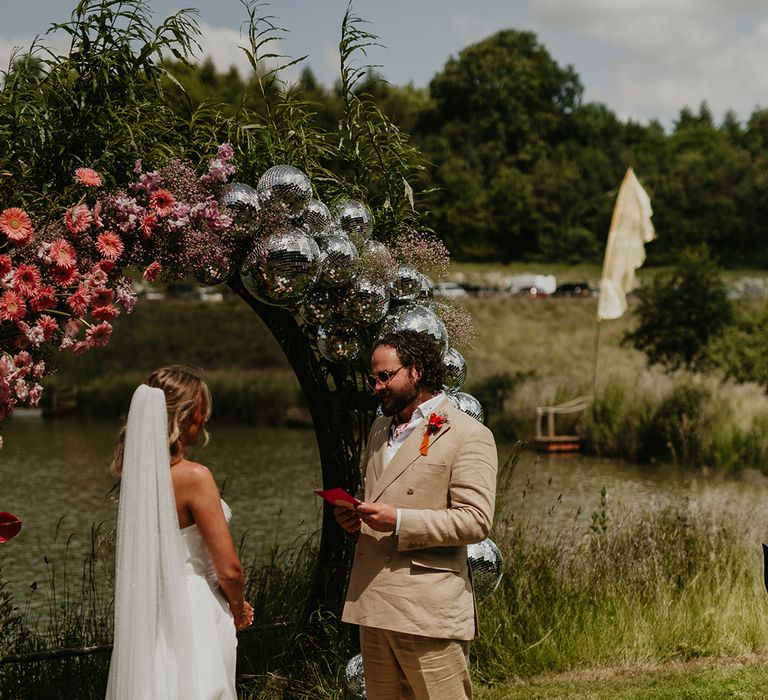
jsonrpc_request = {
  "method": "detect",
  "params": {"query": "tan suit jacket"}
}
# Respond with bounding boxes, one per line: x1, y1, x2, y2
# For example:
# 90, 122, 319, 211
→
342, 397, 498, 641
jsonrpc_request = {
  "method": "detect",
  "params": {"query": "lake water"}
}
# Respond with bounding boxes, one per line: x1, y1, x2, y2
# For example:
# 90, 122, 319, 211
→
2, 416, 767, 608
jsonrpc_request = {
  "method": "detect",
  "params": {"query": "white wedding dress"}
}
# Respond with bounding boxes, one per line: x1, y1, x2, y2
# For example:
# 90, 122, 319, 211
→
177, 500, 238, 700
106, 386, 238, 700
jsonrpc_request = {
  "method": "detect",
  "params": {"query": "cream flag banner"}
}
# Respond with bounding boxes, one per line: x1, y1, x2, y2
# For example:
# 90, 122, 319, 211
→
597, 168, 655, 321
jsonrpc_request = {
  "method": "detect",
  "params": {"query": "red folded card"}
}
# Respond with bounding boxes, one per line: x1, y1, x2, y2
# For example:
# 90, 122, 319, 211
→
314, 487, 360, 509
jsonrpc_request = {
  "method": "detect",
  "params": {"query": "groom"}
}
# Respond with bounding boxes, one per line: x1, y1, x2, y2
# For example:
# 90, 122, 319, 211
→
335, 330, 498, 699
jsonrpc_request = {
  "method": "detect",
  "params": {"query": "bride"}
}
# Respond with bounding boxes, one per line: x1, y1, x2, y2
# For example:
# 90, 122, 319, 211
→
106, 366, 253, 699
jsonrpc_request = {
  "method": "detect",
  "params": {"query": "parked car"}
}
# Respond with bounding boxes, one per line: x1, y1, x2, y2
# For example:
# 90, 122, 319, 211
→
434, 281, 468, 298
553, 282, 594, 298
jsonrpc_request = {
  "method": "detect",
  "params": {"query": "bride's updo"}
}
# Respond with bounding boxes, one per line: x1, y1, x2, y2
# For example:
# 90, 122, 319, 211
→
110, 365, 212, 479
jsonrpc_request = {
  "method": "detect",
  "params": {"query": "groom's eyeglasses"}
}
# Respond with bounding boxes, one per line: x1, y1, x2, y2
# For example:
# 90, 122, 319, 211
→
367, 366, 404, 389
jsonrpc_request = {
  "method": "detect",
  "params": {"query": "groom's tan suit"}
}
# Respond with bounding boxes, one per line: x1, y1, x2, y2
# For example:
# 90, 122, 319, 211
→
342, 396, 497, 695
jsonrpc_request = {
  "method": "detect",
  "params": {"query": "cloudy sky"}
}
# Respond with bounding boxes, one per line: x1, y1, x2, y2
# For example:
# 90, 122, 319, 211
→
3, 0, 768, 129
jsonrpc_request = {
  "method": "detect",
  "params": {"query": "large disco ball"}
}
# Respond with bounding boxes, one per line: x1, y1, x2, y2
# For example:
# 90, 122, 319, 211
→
221, 182, 260, 211
447, 391, 484, 423
300, 198, 332, 236
300, 287, 338, 326
257, 165, 313, 214
318, 234, 359, 288
467, 538, 503, 601
344, 653, 366, 698
344, 276, 390, 325
240, 228, 321, 306
443, 347, 467, 391
378, 303, 448, 355
332, 199, 373, 238
317, 323, 363, 364
390, 265, 423, 303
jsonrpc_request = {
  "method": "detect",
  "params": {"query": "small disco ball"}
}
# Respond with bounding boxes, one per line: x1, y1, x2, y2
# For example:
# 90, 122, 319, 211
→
221, 182, 260, 211
447, 391, 485, 423
317, 323, 363, 364
318, 234, 359, 288
240, 228, 321, 307
390, 265, 423, 303
332, 199, 373, 238
344, 276, 390, 326
344, 653, 366, 698
300, 287, 338, 326
377, 303, 448, 355
467, 538, 503, 601
443, 347, 467, 391
299, 198, 332, 236
195, 255, 232, 286
417, 273, 433, 301
257, 165, 313, 215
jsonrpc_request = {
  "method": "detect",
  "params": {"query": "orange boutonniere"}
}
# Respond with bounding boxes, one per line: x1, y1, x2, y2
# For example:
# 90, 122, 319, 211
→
420, 412, 448, 456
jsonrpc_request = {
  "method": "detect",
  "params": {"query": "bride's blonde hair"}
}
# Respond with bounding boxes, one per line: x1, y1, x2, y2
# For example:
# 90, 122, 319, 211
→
110, 365, 212, 479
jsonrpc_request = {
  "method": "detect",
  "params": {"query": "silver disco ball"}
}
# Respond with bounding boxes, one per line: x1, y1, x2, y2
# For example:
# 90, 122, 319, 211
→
317, 323, 363, 364
378, 303, 448, 355
360, 239, 389, 258
257, 165, 313, 214
221, 182, 260, 211
195, 256, 231, 286
467, 538, 503, 601
417, 273, 433, 301
443, 347, 467, 391
318, 234, 359, 288
344, 276, 390, 325
240, 228, 321, 306
447, 391, 485, 423
300, 198, 332, 236
390, 265, 423, 303
300, 287, 339, 326
332, 199, 373, 238
344, 653, 366, 698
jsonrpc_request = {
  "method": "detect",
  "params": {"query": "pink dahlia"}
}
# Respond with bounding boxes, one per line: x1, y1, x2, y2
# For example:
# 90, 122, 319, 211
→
85, 321, 112, 349
30, 285, 57, 313
13, 264, 41, 297
92, 304, 119, 320
90, 288, 114, 308
74, 168, 102, 188
0, 291, 26, 322
52, 265, 79, 287
50, 238, 77, 270
149, 189, 176, 217
96, 231, 123, 260
0, 254, 12, 278
64, 204, 92, 235
140, 213, 157, 239
0, 208, 34, 244
143, 261, 162, 282
37, 314, 58, 341
67, 287, 91, 316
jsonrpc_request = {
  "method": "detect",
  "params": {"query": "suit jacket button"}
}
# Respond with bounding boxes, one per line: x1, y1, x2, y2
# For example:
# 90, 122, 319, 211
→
407, 488, 414, 495
384, 555, 392, 564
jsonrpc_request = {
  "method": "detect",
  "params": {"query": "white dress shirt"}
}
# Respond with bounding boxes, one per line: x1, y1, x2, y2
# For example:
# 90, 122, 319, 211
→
384, 392, 445, 534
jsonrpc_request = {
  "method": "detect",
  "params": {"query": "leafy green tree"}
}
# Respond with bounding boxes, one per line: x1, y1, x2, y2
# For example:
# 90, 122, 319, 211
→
708, 301, 768, 388
624, 246, 732, 371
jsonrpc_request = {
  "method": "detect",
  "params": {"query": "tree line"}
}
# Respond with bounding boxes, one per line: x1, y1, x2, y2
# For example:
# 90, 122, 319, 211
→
164, 28, 768, 267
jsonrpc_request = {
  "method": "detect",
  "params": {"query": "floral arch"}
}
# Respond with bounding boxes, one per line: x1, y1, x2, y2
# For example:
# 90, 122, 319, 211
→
0, 2, 481, 621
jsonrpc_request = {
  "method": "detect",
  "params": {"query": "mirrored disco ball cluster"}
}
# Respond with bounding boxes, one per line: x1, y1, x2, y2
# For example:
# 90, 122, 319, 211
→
230, 163, 487, 423
344, 653, 366, 698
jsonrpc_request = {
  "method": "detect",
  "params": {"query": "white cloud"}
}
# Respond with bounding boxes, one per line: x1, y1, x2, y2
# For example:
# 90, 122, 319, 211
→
194, 22, 253, 77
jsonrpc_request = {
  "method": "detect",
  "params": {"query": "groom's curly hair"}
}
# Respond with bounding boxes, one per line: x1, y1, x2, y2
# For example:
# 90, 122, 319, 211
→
375, 330, 444, 392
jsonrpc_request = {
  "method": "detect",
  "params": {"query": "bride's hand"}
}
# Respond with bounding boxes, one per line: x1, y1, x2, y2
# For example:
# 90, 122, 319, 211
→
233, 601, 254, 630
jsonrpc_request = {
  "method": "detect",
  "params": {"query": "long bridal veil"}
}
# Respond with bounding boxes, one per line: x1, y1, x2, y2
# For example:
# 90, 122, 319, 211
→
106, 385, 199, 699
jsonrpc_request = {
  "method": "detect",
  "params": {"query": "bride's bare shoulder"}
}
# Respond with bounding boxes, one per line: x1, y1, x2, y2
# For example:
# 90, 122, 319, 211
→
171, 459, 214, 486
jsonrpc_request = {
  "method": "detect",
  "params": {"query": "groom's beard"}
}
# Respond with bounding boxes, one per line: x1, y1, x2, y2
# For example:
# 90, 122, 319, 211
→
378, 381, 420, 417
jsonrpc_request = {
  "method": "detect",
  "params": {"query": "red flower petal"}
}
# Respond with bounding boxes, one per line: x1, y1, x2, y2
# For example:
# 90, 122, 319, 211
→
0, 512, 22, 542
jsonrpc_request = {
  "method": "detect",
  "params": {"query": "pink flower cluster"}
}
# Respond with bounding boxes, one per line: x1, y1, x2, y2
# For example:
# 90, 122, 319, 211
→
0, 144, 238, 434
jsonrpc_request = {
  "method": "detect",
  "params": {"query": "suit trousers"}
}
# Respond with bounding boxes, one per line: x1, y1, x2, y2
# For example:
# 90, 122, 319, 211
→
359, 625, 471, 700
